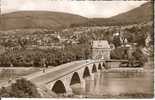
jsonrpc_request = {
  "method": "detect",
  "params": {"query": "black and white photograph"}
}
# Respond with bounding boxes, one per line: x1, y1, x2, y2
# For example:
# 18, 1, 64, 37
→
0, 0, 154, 99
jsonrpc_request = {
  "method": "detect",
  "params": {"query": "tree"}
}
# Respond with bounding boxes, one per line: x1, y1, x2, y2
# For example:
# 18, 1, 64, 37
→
0, 87, 10, 97
132, 48, 147, 66
110, 47, 125, 59
112, 35, 121, 48
78, 35, 89, 44
18, 38, 28, 49
0, 78, 41, 98
135, 31, 147, 47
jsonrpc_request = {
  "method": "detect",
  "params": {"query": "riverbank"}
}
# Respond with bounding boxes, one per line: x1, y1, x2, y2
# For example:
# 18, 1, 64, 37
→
105, 67, 144, 73
73, 93, 154, 98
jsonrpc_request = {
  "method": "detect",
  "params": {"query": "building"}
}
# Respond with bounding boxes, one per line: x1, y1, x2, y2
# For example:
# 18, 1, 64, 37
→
92, 40, 111, 60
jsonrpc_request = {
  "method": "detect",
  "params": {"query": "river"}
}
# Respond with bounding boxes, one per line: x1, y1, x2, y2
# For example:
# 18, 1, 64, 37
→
58, 60, 154, 98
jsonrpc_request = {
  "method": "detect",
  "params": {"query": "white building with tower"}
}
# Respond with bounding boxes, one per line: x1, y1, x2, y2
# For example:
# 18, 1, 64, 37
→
92, 40, 111, 60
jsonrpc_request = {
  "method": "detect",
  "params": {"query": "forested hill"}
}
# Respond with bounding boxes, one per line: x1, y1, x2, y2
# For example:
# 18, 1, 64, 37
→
0, 11, 88, 30
86, 2, 153, 26
110, 2, 153, 24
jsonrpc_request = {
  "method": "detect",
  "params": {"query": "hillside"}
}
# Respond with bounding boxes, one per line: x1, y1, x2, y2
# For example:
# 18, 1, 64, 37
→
0, 11, 88, 30
88, 2, 153, 26
110, 2, 153, 24
0, 2, 153, 30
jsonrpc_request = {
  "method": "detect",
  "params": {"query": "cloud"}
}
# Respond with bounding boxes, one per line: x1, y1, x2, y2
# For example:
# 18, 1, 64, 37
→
1, 0, 147, 18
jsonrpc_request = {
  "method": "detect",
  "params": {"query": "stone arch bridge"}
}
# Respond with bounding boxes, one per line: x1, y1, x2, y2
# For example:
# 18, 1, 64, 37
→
0, 59, 127, 95
24, 59, 127, 95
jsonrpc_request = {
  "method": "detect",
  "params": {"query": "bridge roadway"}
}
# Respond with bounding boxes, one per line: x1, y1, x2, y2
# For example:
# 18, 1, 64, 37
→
25, 60, 100, 85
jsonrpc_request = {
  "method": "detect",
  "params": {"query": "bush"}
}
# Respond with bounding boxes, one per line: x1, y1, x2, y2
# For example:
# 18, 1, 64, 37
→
132, 48, 147, 66
0, 87, 10, 97
110, 47, 127, 59
0, 78, 41, 98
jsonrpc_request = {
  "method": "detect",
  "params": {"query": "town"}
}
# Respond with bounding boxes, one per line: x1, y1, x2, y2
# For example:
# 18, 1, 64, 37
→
0, 21, 153, 67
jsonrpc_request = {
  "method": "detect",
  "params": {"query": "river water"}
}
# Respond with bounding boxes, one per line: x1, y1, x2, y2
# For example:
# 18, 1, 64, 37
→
72, 71, 153, 98
72, 63, 153, 98
58, 61, 154, 98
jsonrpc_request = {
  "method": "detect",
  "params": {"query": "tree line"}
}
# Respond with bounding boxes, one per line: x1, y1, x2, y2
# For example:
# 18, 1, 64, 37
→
0, 43, 91, 67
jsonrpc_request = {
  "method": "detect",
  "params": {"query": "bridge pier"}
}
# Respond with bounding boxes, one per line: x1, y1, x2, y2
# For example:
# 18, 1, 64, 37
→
63, 75, 73, 95
90, 73, 95, 80
64, 83, 73, 95
81, 79, 86, 91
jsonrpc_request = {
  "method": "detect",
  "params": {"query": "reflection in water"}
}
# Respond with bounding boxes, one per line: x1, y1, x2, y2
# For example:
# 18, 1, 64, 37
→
57, 68, 153, 98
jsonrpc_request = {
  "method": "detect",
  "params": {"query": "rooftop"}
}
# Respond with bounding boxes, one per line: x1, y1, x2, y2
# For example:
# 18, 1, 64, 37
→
92, 40, 110, 49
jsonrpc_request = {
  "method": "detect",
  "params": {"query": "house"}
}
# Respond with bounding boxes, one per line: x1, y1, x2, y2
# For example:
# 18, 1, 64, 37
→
92, 40, 111, 60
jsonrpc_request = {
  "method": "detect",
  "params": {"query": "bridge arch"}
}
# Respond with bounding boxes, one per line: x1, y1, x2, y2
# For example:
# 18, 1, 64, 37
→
70, 72, 81, 85
92, 64, 97, 73
52, 80, 66, 94
98, 63, 102, 70
83, 66, 90, 78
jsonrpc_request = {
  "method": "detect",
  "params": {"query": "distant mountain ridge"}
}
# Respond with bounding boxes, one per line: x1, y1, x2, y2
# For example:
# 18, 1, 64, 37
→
88, 2, 153, 26
0, 11, 88, 30
0, 2, 153, 30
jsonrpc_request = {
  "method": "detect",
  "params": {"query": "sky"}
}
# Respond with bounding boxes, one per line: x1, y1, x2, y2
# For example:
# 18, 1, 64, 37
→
1, 0, 148, 18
